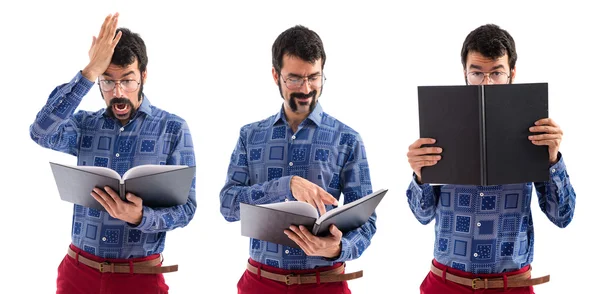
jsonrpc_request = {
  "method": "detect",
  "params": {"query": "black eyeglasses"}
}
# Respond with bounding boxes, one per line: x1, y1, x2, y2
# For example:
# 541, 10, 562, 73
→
98, 79, 141, 92
280, 73, 325, 90
466, 71, 510, 85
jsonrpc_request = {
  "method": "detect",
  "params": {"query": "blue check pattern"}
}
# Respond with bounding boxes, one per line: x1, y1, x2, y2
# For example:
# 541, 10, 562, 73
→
30, 71, 197, 259
220, 102, 376, 269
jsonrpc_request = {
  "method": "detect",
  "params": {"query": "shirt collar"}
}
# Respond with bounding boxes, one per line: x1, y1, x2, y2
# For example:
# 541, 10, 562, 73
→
272, 102, 323, 127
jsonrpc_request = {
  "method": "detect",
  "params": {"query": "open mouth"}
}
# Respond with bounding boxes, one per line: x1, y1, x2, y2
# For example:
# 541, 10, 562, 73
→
112, 103, 130, 116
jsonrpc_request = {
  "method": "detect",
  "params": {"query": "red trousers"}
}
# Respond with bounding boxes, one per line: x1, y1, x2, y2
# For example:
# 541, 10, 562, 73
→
237, 259, 351, 294
56, 244, 169, 294
420, 259, 534, 294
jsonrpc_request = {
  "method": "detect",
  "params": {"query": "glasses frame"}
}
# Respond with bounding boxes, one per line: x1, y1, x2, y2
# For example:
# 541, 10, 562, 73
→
466, 71, 511, 85
98, 79, 141, 93
280, 72, 326, 90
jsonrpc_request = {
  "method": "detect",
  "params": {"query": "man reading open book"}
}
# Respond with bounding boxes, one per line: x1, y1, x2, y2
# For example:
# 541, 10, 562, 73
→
219, 25, 377, 294
29, 13, 196, 294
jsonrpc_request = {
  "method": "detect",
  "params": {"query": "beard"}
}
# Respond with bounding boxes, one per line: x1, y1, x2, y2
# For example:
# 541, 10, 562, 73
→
289, 90, 318, 112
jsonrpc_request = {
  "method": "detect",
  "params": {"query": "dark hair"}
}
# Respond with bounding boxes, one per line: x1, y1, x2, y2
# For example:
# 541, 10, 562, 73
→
112, 28, 148, 74
272, 25, 326, 73
461, 24, 517, 70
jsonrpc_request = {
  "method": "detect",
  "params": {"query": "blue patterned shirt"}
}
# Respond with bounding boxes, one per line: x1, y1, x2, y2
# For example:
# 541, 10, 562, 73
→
220, 102, 376, 270
30, 71, 196, 259
407, 154, 576, 274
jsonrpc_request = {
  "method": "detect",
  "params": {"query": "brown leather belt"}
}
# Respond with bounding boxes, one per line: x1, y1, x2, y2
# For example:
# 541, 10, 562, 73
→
67, 247, 178, 274
430, 263, 550, 289
246, 262, 363, 285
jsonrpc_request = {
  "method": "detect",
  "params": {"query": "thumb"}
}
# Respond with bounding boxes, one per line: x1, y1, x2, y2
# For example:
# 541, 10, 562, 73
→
126, 193, 142, 205
329, 225, 342, 239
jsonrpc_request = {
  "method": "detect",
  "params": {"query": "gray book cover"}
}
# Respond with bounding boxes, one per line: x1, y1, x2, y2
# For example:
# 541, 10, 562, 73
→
50, 162, 195, 210
418, 83, 549, 186
240, 189, 388, 249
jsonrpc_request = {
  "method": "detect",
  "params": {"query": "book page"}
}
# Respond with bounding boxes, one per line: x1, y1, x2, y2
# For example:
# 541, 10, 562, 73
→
70, 165, 121, 180
316, 188, 387, 225
122, 164, 188, 180
259, 201, 318, 219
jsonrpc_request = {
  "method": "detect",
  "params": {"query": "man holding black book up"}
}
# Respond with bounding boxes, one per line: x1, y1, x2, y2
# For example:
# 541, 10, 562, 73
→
29, 13, 196, 293
406, 24, 576, 293
220, 25, 376, 293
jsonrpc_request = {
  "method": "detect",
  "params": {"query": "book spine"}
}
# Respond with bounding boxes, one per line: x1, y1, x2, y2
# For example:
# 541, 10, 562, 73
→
479, 86, 487, 186
119, 183, 126, 200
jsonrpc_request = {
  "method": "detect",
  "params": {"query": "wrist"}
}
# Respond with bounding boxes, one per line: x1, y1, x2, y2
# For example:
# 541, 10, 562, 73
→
81, 66, 99, 82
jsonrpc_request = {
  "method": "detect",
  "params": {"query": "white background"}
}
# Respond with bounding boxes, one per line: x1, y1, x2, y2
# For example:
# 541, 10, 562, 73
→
1, 1, 597, 293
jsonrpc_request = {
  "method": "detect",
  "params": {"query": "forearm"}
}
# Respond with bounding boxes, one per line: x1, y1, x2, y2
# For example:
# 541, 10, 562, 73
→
29, 71, 92, 153
535, 153, 576, 228
407, 173, 439, 224
219, 175, 294, 222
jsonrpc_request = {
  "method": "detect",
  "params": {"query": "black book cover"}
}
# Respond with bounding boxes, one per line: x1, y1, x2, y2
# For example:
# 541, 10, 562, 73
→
418, 83, 549, 185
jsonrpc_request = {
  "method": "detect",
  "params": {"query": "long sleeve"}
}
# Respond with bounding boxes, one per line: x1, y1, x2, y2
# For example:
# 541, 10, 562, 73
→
330, 135, 376, 263
29, 72, 93, 155
406, 174, 440, 225
219, 126, 294, 222
133, 121, 197, 233
534, 153, 576, 228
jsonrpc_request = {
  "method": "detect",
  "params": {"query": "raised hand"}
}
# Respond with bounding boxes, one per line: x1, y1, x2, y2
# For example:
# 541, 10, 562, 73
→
529, 118, 563, 164
290, 176, 338, 216
407, 138, 443, 183
82, 12, 123, 82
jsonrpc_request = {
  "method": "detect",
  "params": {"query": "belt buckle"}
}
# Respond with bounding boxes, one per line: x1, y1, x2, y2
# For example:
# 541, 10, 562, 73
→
98, 262, 110, 273
285, 274, 295, 285
472, 278, 481, 289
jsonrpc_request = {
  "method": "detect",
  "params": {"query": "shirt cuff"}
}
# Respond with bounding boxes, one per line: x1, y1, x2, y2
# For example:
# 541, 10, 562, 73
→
278, 176, 295, 202
326, 238, 350, 263
549, 152, 566, 175
130, 206, 156, 231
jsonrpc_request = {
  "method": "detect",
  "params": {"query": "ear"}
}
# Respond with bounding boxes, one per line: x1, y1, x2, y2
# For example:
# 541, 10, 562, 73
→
141, 69, 147, 85
510, 66, 516, 82
463, 69, 467, 80
272, 67, 279, 85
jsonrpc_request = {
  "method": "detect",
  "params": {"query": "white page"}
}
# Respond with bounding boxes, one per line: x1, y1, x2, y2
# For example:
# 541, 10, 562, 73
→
259, 201, 318, 219
122, 164, 188, 180
72, 165, 120, 180
316, 188, 386, 225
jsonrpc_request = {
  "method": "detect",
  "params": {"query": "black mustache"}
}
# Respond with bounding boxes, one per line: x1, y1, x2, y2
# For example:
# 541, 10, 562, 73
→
109, 97, 134, 108
290, 90, 317, 99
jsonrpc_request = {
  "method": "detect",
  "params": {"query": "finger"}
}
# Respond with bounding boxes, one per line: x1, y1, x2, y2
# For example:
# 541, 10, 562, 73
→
529, 125, 561, 134
409, 138, 436, 150
407, 147, 443, 157
528, 134, 562, 141
103, 186, 123, 203
126, 193, 143, 206
413, 160, 438, 168
91, 191, 114, 214
110, 13, 120, 39
288, 226, 309, 243
408, 155, 442, 163
531, 140, 559, 147
99, 14, 112, 40
285, 230, 311, 253
535, 118, 558, 127
329, 225, 343, 240
93, 187, 115, 205
91, 36, 97, 48
318, 189, 338, 207
298, 225, 319, 243
315, 197, 327, 216
112, 31, 123, 48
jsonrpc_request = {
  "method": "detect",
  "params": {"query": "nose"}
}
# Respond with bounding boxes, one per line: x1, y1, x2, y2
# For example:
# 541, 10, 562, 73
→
300, 78, 311, 93
112, 82, 125, 96
482, 74, 493, 85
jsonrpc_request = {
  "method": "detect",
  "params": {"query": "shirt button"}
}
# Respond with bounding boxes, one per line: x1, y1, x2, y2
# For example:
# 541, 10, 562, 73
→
102, 237, 107, 241
289, 162, 293, 166
479, 192, 484, 196
474, 253, 478, 257
477, 222, 481, 227
285, 250, 290, 254
291, 135, 296, 140
120, 127, 125, 132
284, 198, 289, 202
551, 169, 556, 173
115, 153, 120, 158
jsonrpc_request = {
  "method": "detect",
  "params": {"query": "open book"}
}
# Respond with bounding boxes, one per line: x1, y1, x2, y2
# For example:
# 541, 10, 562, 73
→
418, 83, 549, 185
240, 188, 388, 249
50, 162, 195, 211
